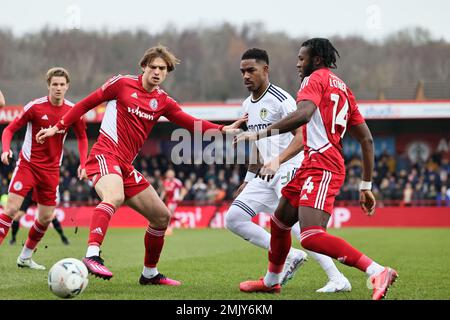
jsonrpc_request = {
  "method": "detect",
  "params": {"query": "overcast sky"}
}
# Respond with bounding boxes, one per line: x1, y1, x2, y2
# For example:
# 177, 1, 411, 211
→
1, 0, 449, 41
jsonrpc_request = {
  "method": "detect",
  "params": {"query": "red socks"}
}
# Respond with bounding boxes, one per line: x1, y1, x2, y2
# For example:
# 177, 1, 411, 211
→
300, 226, 373, 272
88, 202, 116, 246
268, 216, 292, 273
144, 226, 166, 267
25, 220, 49, 250
0, 213, 13, 245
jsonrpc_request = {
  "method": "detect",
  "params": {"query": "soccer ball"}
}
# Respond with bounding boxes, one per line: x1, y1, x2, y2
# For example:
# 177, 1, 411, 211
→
48, 258, 89, 299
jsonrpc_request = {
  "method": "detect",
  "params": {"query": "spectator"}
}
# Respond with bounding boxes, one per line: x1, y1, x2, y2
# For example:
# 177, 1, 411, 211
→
436, 186, 450, 207
193, 177, 208, 201
403, 183, 414, 206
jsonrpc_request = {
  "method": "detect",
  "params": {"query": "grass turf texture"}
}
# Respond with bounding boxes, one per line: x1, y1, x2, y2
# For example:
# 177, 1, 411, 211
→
0, 227, 449, 300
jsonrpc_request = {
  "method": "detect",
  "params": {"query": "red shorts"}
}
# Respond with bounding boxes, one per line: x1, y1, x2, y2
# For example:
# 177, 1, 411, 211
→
85, 151, 150, 199
9, 159, 59, 206
281, 168, 345, 215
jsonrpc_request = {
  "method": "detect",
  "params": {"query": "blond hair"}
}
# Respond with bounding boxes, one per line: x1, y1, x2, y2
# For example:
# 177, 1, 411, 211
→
46, 67, 70, 85
139, 45, 180, 72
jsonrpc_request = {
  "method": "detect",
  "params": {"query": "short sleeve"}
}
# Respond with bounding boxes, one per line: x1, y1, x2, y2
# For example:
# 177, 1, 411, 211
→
296, 71, 324, 107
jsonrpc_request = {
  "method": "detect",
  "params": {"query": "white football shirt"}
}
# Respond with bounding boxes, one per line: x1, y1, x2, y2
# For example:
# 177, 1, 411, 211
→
242, 83, 302, 166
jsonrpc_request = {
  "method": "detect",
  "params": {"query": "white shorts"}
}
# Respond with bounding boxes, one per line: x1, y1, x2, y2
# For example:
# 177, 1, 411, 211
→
232, 162, 298, 217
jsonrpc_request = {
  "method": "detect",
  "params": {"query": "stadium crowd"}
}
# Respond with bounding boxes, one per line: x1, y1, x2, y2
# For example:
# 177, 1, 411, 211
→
1, 143, 449, 207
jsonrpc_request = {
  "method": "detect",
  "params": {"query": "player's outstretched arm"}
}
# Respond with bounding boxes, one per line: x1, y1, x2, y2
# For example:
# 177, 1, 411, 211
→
36, 126, 59, 144
259, 127, 304, 176
165, 100, 247, 134
348, 122, 376, 216
234, 101, 316, 145
221, 114, 248, 134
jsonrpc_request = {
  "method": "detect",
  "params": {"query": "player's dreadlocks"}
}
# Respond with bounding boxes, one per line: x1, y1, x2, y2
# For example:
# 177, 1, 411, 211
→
301, 38, 340, 69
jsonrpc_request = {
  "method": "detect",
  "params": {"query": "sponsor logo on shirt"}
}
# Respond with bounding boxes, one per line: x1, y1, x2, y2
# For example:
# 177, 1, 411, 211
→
131, 92, 138, 99
41, 114, 49, 120
247, 123, 272, 131
127, 106, 154, 120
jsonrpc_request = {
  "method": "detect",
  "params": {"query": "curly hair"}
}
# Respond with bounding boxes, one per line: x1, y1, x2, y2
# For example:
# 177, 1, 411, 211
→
301, 38, 340, 69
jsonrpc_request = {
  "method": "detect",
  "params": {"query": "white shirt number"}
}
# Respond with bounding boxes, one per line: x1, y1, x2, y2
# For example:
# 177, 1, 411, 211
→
330, 93, 349, 138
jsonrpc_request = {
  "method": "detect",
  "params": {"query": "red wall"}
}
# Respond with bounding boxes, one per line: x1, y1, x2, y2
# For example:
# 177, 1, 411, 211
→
3, 205, 449, 229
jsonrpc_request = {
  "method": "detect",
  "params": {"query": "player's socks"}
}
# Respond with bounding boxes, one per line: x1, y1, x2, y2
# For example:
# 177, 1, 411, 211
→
20, 246, 34, 260
365, 261, 385, 277
52, 218, 69, 244
265, 216, 292, 286
263, 271, 281, 287
86, 245, 100, 258
51, 217, 63, 236
0, 214, 13, 245
306, 250, 343, 280
292, 223, 347, 283
22, 220, 49, 257
142, 266, 158, 278
144, 226, 166, 267
87, 202, 116, 247
11, 219, 20, 239
300, 226, 375, 273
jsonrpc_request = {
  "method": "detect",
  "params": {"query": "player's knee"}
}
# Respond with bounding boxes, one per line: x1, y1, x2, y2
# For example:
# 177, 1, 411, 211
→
103, 193, 125, 208
38, 215, 54, 226
152, 208, 171, 228
225, 206, 248, 232
224, 211, 236, 231
4, 204, 20, 218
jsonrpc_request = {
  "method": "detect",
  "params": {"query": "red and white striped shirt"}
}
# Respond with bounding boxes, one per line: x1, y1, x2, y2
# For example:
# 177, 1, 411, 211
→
2, 96, 88, 171
296, 68, 365, 174
56, 74, 224, 164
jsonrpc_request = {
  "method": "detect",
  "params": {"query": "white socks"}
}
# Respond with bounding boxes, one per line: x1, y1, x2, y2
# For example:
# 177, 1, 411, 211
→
307, 250, 343, 281
366, 261, 385, 277
86, 245, 100, 258
143, 266, 158, 279
263, 271, 281, 287
20, 246, 34, 260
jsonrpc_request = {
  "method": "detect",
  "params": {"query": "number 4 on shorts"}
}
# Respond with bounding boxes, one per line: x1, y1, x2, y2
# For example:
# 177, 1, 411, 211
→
302, 176, 314, 193
132, 170, 143, 183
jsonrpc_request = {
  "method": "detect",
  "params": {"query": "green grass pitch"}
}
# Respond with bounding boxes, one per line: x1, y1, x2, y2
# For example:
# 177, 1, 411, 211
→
0, 227, 449, 300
